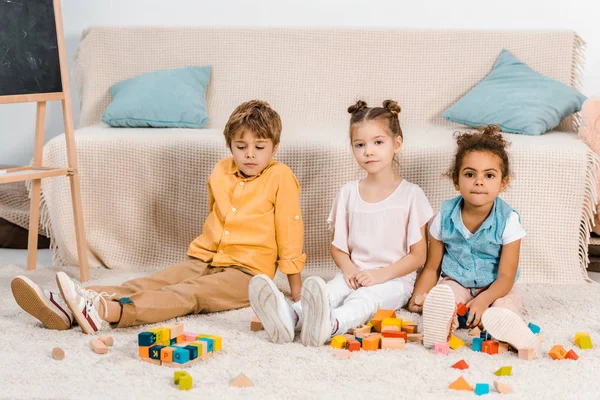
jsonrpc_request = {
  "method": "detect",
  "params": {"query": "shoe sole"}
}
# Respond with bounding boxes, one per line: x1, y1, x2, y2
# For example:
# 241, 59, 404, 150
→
422, 284, 456, 348
56, 272, 96, 334
481, 307, 541, 353
249, 275, 294, 344
11, 276, 71, 330
300, 277, 330, 347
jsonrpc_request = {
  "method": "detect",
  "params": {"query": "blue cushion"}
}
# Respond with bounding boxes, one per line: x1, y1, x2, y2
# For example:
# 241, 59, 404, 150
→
442, 50, 586, 135
101, 66, 211, 128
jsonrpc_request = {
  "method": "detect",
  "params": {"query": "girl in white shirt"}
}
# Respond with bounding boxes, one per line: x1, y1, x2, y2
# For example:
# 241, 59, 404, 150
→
248, 100, 433, 346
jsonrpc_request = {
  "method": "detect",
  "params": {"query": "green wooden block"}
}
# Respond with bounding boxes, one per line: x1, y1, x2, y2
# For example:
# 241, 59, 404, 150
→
174, 371, 189, 384
178, 375, 192, 390
579, 336, 593, 350
494, 366, 512, 376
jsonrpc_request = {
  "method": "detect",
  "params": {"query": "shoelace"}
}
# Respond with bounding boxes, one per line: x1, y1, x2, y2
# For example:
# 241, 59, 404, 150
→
74, 285, 115, 319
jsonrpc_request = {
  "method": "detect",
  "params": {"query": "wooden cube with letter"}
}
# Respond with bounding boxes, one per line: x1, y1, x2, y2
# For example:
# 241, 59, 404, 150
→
0, 0, 89, 280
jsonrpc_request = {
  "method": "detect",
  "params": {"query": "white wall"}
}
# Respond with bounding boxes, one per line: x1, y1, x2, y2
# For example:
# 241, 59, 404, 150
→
1, 0, 599, 165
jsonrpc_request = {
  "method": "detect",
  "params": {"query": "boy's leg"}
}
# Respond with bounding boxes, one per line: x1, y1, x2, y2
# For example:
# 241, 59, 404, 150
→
332, 278, 409, 336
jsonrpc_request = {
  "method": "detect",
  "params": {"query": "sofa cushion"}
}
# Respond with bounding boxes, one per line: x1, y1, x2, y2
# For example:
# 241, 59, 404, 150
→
101, 66, 211, 128
442, 49, 586, 135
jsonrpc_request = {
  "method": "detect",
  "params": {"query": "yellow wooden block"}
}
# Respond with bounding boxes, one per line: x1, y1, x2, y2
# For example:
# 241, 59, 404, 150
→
330, 335, 348, 349
382, 318, 402, 332
370, 310, 396, 332
448, 335, 465, 350
188, 341, 208, 356
574, 332, 590, 345
160, 328, 171, 344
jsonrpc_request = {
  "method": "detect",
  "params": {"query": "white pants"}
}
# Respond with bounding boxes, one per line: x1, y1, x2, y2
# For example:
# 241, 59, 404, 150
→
291, 272, 412, 336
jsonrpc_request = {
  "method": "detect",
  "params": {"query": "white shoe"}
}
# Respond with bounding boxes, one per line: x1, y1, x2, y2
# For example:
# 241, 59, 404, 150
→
248, 274, 296, 344
56, 272, 113, 334
422, 284, 456, 348
482, 307, 541, 353
11, 275, 74, 330
300, 276, 334, 347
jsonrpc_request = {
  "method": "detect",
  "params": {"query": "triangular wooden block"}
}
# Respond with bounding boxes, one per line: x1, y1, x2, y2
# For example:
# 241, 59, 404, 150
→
451, 359, 469, 370
468, 327, 481, 337
494, 366, 512, 376
230, 373, 254, 388
494, 381, 513, 394
449, 376, 472, 391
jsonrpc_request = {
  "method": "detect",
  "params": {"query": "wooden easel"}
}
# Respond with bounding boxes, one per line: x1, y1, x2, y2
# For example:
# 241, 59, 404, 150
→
0, 0, 89, 281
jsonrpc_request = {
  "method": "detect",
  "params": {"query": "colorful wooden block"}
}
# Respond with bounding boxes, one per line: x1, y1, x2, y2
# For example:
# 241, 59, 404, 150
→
347, 339, 361, 351
527, 322, 541, 334
494, 381, 513, 394
451, 359, 469, 370
230, 373, 254, 388
456, 303, 469, 317
381, 317, 402, 332
148, 328, 164, 343
468, 327, 481, 337
196, 337, 214, 353
138, 332, 156, 346
173, 348, 191, 364
448, 335, 465, 350
164, 323, 184, 339
457, 315, 468, 329
434, 343, 450, 355
178, 375, 192, 390
549, 345, 567, 360
482, 340, 499, 355
183, 345, 199, 360
198, 335, 222, 351
565, 349, 579, 360
449, 376, 472, 391
354, 326, 371, 338
161, 347, 176, 363
370, 309, 396, 332
401, 325, 417, 334
578, 335, 593, 350
574, 332, 589, 345
474, 383, 489, 396
330, 335, 348, 349
382, 330, 403, 338
183, 332, 199, 342
362, 334, 381, 351
381, 338, 405, 350
149, 345, 165, 360
187, 342, 205, 357
176, 335, 185, 343
472, 337, 483, 352
138, 346, 150, 358
480, 330, 491, 340
494, 366, 512, 376
518, 348, 535, 360
174, 371, 189, 384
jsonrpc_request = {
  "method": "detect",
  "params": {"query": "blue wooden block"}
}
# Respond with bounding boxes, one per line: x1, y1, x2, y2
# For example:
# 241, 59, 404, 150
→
170, 337, 177, 345
528, 322, 541, 334
356, 337, 363, 345
197, 337, 214, 353
149, 345, 165, 360
458, 316, 468, 329
173, 348, 191, 364
480, 330, 491, 340
138, 332, 156, 346
475, 383, 489, 396
184, 345, 199, 360
472, 337, 483, 352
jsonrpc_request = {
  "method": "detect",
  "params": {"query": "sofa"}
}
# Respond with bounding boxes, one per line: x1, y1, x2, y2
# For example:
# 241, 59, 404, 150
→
38, 28, 597, 285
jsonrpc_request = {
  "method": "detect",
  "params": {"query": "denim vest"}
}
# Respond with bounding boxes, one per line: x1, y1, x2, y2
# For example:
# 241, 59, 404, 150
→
440, 195, 518, 288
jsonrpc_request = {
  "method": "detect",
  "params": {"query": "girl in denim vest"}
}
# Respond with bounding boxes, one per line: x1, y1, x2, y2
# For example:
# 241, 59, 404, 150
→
408, 125, 541, 354
249, 100, 434, 346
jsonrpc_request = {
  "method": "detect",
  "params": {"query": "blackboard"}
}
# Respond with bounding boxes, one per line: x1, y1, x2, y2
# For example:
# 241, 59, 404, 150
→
0, 0, 62, 96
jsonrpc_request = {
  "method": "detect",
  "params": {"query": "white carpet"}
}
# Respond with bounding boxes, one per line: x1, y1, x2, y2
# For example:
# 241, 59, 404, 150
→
3, 264, 600, 400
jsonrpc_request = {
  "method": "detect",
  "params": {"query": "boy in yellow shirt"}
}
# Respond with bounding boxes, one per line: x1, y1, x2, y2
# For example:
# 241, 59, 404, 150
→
11, 100, 306, 333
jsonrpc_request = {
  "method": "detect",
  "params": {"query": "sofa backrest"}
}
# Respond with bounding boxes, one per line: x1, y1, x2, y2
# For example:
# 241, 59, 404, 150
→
74, 28, 584, 132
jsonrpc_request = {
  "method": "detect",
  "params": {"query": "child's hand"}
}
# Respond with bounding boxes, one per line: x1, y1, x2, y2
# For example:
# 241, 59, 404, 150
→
466, 296, 489, 327
355, 269, 386, 287
343, 268, 360, 290
407, 295, 423, 313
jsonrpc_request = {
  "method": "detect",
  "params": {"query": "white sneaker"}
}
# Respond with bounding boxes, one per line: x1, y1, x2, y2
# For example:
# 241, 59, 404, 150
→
481, 307, 542, 353
300, 276, 334, 347
249, 274, 296, 344
422, 284, 456, 348
56, 272, 113, 334
11, 275, 74, 330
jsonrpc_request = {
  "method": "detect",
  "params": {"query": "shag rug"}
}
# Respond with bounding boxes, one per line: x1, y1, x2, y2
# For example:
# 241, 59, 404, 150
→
2, 263, 600, 400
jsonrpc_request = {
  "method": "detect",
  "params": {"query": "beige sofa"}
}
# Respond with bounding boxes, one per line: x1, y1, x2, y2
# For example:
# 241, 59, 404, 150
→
38, 28, 597, 285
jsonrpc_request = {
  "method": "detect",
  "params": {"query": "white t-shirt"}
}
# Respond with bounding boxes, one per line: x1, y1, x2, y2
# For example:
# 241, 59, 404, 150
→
429, 210, 526, 245
328, 179, 434, 286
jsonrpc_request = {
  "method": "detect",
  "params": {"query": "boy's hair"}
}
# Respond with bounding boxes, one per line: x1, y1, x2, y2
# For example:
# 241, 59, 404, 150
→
447, 124, 511, 185
223, 100, 282, 148
347, 100, 403, 140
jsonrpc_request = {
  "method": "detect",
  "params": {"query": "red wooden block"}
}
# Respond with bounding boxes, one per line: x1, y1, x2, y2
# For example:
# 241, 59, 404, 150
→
482, 340, 499, 355
565, 349, 579, 360
382, 330, 402, 338
451, 359, 469, 370
347, 340, 361, 352
456, 303, 469, 317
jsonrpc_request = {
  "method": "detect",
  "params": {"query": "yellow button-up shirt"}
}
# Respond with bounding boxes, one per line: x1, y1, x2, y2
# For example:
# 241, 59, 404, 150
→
188, 157, 306, 278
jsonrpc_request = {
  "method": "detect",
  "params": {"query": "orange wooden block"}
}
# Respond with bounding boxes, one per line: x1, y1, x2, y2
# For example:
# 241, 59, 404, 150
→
370, 310, 396, 332
138, 346, 150, 358
347, 340, 361, 352
362, 334, 381, 351
161, 347, 176, 363
176, 335, 185, 343
518, 348, 535, 360
456, 303, 469, 317
449, 376, 472, 391
451, 359, 469, 370
381, 338, 405, 350
401, 325, 417, 334
549, 345, 567, 360
382, 330, 403, 339
90, 339, 108, 354
482, 340, 499, 355
250, 315, 264, 332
